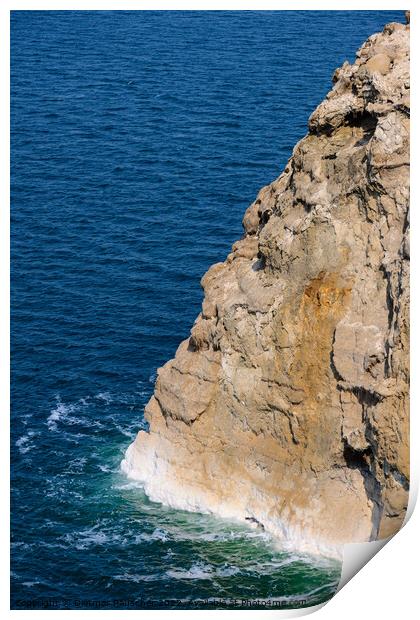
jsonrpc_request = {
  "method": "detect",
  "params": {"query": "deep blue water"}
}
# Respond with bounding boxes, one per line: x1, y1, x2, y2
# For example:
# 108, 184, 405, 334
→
11, 10, 404, 610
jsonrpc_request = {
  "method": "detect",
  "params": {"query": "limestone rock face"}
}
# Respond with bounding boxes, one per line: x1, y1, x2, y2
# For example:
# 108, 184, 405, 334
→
122, 21, 410, 557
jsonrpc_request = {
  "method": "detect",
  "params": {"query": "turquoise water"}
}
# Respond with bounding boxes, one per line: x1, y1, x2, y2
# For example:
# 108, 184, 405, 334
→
11, 10, 403, 610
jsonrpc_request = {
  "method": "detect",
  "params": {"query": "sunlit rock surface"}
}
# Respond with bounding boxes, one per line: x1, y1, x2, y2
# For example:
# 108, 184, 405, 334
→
122, 20, 410, 558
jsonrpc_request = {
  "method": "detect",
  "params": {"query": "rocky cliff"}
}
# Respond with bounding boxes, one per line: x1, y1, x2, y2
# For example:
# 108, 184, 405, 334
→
122, 19, 410, 558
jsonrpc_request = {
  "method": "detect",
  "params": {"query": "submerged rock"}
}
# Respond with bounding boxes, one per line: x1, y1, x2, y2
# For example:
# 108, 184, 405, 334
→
122, 20, 410, 558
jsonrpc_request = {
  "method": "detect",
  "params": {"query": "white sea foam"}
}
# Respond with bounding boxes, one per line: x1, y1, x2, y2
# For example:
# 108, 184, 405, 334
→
165, 557, 302, 580
95, 391, 113, 405
62, 520, 140, 550
64, 527, 112, 550
47, 396, 104, 432
20, 413, 33, 426
95, 388, 150, 408
166, 562, 242, 580
16, 431, 36, 454
44, 481, 84, 502
46, 404, 62, 431
114, 424, 137, 439
114, 572, 161, 583
112, 479, 145, 492
22, 581, 41, 588
253, 557, 302, 572
98, 463, 112, 473
148, 370, 157, 383
121, 439, 344, 561
11, 541, 32, 551
134, 528, 170, 543
64, 456, 88, 473
215, 565, 241, 577
77, 531, 109, 548
166, 562, 214, 580
150, 525, 272, 546
42, 541, 68, 550
47, 399, 80, 430
201, 529, 270, 543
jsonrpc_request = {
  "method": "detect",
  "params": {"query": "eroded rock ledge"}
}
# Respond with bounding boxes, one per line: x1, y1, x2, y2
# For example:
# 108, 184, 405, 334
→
122, 20, 410, 558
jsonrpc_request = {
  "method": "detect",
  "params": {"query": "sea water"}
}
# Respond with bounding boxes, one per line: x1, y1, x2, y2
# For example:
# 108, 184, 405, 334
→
11, 10, 403, 609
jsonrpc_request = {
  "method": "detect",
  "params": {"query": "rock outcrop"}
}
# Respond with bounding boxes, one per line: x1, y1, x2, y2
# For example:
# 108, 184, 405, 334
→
122, 20, 410, 558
